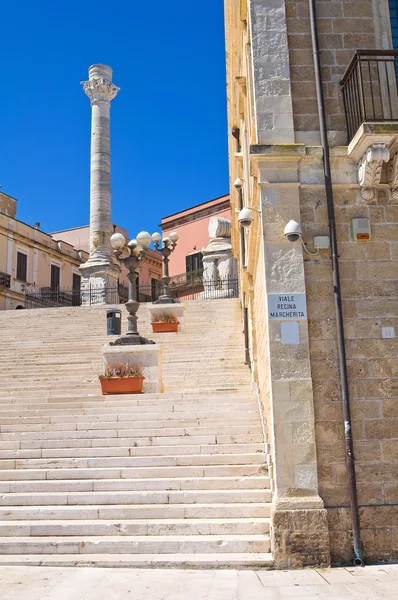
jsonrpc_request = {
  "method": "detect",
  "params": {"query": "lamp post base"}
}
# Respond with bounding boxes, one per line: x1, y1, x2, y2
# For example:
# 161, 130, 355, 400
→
110, 335, 155, 346
154, 297, 180, 304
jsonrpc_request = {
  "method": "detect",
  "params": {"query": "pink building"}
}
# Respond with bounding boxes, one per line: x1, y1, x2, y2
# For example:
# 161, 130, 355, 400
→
51, 225, 162, 287
161, 194, 231, 277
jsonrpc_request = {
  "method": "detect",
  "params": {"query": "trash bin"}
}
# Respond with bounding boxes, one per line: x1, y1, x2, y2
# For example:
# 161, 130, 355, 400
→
107, 309, 122, 335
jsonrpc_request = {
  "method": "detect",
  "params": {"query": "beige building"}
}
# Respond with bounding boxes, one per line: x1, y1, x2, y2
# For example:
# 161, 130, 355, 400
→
52, 225, 163, 291
225, 1, 398, 566
0, 192, 88, 310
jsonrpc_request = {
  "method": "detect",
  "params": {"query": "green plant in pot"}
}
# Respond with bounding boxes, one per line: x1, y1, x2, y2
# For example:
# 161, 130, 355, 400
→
151, 312, 179, 333
99, 362, 144, 395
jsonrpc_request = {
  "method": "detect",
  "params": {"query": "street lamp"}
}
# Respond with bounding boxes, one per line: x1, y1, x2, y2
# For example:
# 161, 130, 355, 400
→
152, 231, 179, 304
109, 231, 154, 345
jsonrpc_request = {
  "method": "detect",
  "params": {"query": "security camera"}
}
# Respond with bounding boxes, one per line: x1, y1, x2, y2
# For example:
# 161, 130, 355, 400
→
284, 220, 302, 242
233, 178, 244, 190
238, 207, 255, 229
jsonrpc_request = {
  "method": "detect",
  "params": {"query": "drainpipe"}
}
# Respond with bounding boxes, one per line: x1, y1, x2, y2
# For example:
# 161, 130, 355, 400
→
232, 127, 250, 365
242, 292, 251, 366
308, 0, 363, 566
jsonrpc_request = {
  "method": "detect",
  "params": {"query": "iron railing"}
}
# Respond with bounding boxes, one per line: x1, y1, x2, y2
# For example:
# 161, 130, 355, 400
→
170, 277, 239, 301
24, 276, 239, 308
0, 272, 11, 289
169, 269, 204, 287
340, 50, 398, 141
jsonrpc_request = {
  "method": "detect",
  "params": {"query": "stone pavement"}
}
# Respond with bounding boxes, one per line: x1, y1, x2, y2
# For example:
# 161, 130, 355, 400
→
1, 565, 398, 599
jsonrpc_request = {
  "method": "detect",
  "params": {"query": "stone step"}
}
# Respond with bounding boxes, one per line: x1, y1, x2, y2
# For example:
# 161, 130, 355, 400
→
0, 419, 261, 433
0, 518, 270, 537
0, 390, 254, 402
0, 552, 274, 569
0, 488, 271, 507
0, 503, 270, 520
0, 534, 271, 554
0, 464, 264, 481
0, 394, 256, 408
0, 403, 258, 418
0, 409, 259, 426
0, 299, 271, 567
0, 415, 260, 432
0, 442, 263, 460
0, 425, 262, 441
1, 451, 265, 470
1, 433, 263, 450
23, 434, 262, 451
0, 476, 269, 493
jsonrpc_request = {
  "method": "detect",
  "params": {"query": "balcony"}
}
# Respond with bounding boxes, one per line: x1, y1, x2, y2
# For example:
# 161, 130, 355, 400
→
340, 50, 398, 143
0, 272, 11, 289
340, 51, 398, 200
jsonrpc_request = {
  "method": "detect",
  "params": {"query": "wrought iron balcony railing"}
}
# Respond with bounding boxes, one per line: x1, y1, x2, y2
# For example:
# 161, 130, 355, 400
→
340, 50, 398, 142
0, 272, 11, 289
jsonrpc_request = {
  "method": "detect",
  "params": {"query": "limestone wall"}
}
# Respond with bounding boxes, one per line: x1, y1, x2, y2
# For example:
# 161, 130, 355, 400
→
224, 0, 398, 566
285, 0, 377, 143
300, 162, 398, 562
252, 235, 272, 467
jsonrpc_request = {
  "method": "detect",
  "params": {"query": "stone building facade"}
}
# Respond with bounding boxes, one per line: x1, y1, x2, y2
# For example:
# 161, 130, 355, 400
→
225, 0, 398, 565
0, 192, 88, 310
51, 225, 162, 289
161, 195, 231, 277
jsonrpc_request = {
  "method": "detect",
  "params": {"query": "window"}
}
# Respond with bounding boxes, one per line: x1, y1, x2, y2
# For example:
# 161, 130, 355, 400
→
72, 273, 81, 306
390, 1, 398, 49
72, 273, 81, 291
151, 277, 159, 302
16, 252, 27, 282
50, 264, 60, 290
186, 252, 203, 275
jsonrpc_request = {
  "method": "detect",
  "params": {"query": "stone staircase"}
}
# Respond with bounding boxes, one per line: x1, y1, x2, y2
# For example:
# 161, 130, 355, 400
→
0, 299, 273, 568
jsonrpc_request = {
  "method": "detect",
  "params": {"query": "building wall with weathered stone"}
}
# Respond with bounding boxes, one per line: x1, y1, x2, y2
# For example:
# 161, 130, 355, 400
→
225, 0, 398, 566
300, 153, 398, 562
285, 0, 377, 143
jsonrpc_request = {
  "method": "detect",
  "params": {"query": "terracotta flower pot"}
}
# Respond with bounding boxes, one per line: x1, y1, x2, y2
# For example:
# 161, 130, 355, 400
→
99, 376, 144, 395
152, 322, 179, 333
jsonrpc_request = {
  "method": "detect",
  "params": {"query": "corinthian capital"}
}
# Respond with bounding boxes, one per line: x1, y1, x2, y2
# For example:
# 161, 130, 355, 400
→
81, 77, 120, 104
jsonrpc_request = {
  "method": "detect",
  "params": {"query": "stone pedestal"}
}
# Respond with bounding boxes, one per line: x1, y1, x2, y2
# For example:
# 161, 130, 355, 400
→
200, 217, 238, 299
271, 493, 330, 569
101, 344, 163, 393
147, 304, 186, 332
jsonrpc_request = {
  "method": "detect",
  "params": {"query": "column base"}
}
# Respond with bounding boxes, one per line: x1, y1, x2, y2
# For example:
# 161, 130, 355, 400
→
271, 491, 331, 569
79, 261, 120, 306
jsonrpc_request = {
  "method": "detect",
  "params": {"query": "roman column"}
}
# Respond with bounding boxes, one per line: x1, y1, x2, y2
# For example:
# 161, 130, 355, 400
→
79, 64, 120, 304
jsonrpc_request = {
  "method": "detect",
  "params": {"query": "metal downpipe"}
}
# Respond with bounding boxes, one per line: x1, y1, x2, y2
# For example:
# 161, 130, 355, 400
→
308, 0, 363, 566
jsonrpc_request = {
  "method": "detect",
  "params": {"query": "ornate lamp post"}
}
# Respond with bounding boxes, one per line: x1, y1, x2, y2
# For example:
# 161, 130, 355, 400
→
109, 231, 154, 345
151, 231, 179, 304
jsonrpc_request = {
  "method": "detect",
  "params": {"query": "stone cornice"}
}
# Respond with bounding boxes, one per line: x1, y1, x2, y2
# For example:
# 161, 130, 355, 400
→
161, 200, 231, 230
250, 144, 306, 161
347, 122, 398, 162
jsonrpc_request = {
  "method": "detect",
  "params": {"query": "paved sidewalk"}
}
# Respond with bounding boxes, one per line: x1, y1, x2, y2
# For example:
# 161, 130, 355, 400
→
1, 564, 398, 599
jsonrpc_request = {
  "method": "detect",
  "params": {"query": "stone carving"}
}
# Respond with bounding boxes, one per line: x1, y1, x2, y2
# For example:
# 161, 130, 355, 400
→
81, 76, 120, 105
388, 152, 398, 201
357, 144, 390, 200
200, 217, 238, 299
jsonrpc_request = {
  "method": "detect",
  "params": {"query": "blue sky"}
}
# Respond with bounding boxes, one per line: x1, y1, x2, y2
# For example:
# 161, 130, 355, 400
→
0, 0, 229, 239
